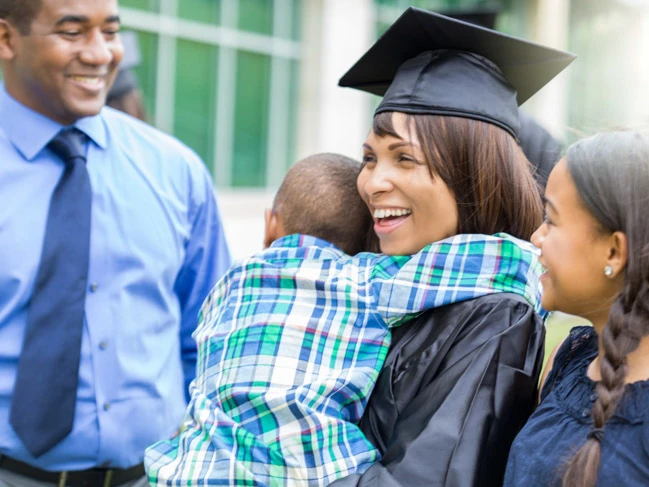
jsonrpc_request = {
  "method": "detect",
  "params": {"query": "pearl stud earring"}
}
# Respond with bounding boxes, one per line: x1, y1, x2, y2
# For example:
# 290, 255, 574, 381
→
604, 265, 614, 277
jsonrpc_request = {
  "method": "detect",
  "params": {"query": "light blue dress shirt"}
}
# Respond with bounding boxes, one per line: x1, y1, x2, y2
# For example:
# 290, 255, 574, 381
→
0, 85, 232, 470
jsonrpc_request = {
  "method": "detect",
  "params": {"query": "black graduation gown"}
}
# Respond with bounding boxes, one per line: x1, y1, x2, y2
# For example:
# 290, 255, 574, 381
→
330, 293, 545, 487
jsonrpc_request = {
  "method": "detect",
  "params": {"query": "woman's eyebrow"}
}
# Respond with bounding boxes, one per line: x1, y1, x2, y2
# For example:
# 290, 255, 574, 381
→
387, 141, 420, 151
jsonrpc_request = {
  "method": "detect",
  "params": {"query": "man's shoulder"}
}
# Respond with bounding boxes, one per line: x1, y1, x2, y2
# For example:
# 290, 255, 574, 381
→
102, 107, 204, 168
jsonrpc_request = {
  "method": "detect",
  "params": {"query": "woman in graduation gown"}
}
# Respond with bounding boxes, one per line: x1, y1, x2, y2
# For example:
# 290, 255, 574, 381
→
331, 8, 576, 487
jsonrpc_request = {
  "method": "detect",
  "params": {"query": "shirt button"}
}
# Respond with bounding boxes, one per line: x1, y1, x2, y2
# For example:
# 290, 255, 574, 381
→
581, 408, 590, 418
590, 393, 598, 402
99, 341, 108, 350
103, 403, 111, 411
89, 283, 99, 292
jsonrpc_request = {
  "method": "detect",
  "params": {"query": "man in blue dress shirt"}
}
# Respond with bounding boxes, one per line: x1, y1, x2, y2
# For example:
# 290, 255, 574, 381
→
0, 0, 231, 485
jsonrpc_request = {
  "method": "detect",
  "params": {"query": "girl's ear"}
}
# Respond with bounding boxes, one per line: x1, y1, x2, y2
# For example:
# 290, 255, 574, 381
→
605, 230, 628, 278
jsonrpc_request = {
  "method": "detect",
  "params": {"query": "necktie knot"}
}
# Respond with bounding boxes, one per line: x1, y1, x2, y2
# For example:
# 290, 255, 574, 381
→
48, 128, 87, 166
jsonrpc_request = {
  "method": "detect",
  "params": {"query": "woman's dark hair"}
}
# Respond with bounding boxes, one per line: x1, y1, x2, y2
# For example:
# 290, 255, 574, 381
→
561, 130, 649, 487
0, 0, 41, 34
373, 112, 543, 241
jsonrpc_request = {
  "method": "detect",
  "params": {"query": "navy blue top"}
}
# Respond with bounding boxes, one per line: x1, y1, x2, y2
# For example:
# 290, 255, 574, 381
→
504, 326, 649, 486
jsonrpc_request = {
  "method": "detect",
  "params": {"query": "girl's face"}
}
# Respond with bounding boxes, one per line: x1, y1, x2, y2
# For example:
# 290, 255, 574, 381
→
531, 159, 622, 322
357, 112, 458, 256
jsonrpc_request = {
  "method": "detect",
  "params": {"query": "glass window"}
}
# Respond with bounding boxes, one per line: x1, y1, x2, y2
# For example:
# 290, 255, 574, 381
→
285, 58, 300, 174
567, 0, 649, 141
238, 0, 274, 35
232, 52, 271, 187
291, 0, 302, 41
119, 0, 300, 188
173, 40, 218, 171
178, 0, 221, 25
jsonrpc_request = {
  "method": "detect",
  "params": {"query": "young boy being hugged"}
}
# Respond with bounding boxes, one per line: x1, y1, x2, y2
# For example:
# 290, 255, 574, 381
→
145, 153, 542, 486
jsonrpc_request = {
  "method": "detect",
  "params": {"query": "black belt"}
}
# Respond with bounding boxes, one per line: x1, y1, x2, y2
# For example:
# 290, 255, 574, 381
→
0, 456, 145, 487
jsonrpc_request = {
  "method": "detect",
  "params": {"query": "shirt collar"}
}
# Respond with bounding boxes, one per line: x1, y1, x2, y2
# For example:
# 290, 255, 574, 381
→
0, 83, 107, 160
270, 234, 341, 251
75, 111, 107, 149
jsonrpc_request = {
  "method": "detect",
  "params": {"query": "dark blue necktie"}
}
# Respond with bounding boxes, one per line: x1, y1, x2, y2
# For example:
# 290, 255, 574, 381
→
10, 129, 92, 457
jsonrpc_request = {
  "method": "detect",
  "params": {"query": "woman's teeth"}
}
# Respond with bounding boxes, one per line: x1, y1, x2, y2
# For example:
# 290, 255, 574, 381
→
373, 208, 411, 219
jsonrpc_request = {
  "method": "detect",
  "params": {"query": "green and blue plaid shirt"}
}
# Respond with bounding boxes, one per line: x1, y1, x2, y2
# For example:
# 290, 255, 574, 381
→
146, 233, 543, 486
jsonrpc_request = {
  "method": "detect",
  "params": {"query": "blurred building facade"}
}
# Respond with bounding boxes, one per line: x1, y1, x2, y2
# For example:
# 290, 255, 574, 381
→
115, 0, 649, 258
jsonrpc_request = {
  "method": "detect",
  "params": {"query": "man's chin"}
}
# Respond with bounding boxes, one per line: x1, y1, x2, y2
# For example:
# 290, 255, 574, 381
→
62, 99, 107, 121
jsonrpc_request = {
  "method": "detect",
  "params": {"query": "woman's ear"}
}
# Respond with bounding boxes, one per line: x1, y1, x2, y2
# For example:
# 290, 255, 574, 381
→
0, 20, 17, 61
605, 230, 628, 278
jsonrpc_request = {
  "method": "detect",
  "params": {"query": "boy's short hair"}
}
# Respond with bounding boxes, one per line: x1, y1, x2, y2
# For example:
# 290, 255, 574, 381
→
0, 0, 41, 35
273, 153, 374, 255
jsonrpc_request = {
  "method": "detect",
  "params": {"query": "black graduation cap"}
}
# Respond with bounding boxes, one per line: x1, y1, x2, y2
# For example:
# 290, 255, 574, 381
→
338, 7, 576, 139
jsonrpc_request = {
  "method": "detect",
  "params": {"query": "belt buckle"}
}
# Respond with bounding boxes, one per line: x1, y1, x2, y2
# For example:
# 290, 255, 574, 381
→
56, 469, 114, 487
103, 470, 114, 487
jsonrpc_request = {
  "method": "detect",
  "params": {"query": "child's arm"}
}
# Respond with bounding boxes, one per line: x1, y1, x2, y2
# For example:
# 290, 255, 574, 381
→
366, 233, 542, 327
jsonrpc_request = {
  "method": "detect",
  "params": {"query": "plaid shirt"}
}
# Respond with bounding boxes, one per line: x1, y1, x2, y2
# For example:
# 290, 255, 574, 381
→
146, 233, 543, 486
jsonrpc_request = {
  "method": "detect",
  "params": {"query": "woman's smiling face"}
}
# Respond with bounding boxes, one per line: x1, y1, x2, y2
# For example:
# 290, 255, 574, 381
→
357, 112, 459, 256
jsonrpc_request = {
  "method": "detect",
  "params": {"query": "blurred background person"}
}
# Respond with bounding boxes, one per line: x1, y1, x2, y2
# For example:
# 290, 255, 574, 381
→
106, 30, 148, 121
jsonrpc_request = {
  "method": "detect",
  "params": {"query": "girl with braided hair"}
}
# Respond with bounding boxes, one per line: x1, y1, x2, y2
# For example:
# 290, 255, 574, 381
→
504, 130, 649, 486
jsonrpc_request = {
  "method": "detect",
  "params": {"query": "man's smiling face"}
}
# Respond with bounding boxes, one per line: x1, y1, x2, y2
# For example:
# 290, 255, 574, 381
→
0, 0, 123, 124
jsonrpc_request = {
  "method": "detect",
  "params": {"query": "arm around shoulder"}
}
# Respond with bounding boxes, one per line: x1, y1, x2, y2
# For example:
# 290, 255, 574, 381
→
332, 294, 545, 487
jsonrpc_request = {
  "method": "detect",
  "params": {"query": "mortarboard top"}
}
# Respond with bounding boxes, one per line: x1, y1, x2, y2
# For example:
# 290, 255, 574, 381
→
338, 7, 576, 139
